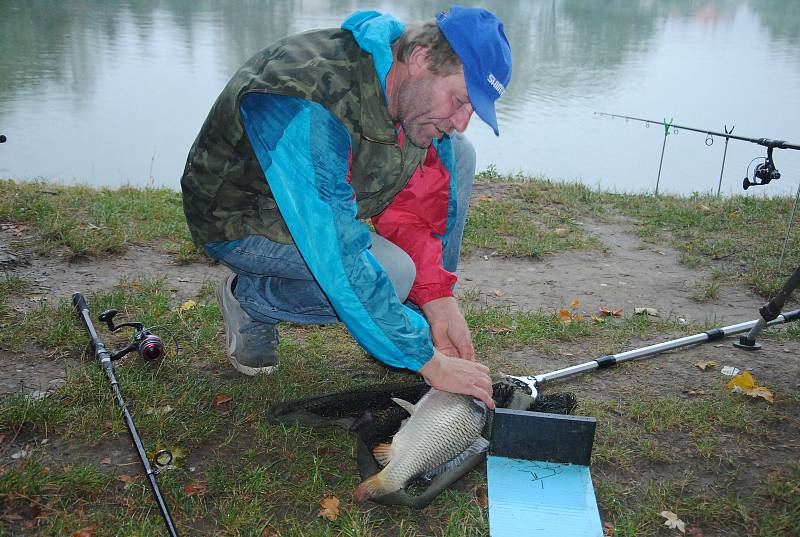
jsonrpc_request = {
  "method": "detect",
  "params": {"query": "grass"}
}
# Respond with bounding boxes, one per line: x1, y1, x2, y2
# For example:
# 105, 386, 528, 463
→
0, 176, 799, 535
0, 179, 201, 261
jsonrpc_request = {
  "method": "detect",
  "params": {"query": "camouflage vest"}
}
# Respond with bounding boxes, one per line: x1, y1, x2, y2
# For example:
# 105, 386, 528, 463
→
180, 28, 427, 246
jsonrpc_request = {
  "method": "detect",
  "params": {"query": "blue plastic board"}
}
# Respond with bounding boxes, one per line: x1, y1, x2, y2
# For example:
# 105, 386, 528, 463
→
487, 455, 603, 537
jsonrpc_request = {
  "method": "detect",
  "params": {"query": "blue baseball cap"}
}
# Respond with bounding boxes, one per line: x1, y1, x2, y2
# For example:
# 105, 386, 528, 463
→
436, 6, 512, 136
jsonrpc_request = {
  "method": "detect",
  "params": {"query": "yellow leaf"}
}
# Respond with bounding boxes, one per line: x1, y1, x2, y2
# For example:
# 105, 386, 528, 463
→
694, 361, 718, 371
318, 496, 340, 521
570, 299, 581, 308
726, 371, 755, 391
744, 385, 774, 403
558, 309, 572, 323
178, 299, 197, 311
479, 195, 493, 202
728, 211, 738, 220
573, 313, 585, 322
493, 289, 506, 297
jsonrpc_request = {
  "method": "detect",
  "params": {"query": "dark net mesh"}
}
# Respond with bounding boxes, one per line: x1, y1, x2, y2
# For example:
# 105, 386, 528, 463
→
266, 378, 578, 508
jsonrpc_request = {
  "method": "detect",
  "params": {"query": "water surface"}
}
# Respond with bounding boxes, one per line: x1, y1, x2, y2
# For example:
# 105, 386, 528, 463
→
1, 0, 798, 196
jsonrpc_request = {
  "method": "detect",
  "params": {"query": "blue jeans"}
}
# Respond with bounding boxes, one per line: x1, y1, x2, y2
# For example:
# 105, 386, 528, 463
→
210, 133, 476, 326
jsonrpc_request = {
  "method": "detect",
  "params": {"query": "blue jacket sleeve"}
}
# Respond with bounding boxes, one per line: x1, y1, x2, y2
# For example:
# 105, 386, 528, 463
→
239, 92, 434, 371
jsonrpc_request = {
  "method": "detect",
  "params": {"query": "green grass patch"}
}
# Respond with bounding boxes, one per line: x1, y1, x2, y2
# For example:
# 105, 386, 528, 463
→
0, 179, 199, 259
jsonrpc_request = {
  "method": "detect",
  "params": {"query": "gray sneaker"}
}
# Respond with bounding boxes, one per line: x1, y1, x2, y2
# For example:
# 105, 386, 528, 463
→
216, 273, 279, 376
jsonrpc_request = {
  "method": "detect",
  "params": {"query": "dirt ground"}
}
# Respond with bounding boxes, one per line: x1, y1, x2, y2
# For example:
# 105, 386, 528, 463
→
1, 193, 799, 535
1, 196, 799, 401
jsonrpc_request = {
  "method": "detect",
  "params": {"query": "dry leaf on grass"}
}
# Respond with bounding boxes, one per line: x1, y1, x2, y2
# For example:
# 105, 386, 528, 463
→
570, 298, 581, 308
318, 496, 340, 521
475, 485, 488, 508
599, 306, 624, 317
694, 361, 717, 371
177, 299, 197, 311
72, 527, 96, 537
183, 481, 207, 496
602, 521, 616, 536
726, 371, 774, 403
660, 510, 686, 533
213, 394, 232, 405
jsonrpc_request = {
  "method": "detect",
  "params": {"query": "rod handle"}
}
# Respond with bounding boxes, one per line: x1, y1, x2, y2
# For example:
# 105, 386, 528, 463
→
72, 292, 88, 313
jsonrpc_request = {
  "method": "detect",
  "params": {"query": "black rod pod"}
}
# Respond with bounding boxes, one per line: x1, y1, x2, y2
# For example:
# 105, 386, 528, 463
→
98, 308, 166, 363
73, 293, 179, 537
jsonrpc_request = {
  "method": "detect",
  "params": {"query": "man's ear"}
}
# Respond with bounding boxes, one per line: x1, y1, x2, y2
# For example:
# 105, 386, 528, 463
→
406, 46, 431, 75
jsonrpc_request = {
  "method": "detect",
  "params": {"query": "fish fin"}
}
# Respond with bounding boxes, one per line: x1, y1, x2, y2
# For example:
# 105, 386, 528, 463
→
423, 436, 490, 480
354, 472, 394, 502
391, 397, 416, 416
372, 442, 394, 466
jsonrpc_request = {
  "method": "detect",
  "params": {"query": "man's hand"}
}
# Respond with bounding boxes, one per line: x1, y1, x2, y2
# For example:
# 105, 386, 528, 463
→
422, 296, 475, 360
419, 348, 495, 409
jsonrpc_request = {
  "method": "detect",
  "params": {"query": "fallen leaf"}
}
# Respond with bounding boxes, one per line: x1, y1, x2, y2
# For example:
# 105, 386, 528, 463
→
660, 510, 686, 534
573, 313, 585, 322
183, 481, 207, 496
475, 485, 488, 508
694, 361, 717, 371
99, 457, 112, 465
213, 394, 232, 406
318, 496, 340, 521
117, 475, 134, 483
602, 521, 616, 536
590, 315, 606, 323
612, 308, 624, 317
72, 527, 96, 537
554, 227, 568, 237
633, 307, 660, 317
726, 371, 774, 402
745, 385, 774, 403
558, 309, 572, 323
492, 289, 506, 297
260, 526, 275, 537
478, 195, 493, 202
487, 325, 513, 335
696, 203, 713, 214
570, 299, 581, 308
178, 299, 197, 311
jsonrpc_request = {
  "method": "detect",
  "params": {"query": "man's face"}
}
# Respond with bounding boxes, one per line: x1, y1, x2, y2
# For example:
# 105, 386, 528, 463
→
394, 53, 474, 148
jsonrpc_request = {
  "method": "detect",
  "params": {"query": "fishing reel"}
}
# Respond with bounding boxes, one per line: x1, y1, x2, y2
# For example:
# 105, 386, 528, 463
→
98, 309, 166, 363
743, 146, 781, 190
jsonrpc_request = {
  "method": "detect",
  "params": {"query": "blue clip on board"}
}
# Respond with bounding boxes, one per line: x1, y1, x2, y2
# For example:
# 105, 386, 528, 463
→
487, 409, 602, 537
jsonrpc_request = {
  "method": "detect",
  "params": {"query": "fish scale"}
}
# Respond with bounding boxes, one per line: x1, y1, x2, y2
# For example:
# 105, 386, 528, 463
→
354, 388, 487, 501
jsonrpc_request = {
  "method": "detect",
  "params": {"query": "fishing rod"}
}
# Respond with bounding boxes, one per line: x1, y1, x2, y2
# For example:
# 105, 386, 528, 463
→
595, 112, 800, 194
508, 306, 800, 399
509, 252, 800, 398
73, 293, 179, 537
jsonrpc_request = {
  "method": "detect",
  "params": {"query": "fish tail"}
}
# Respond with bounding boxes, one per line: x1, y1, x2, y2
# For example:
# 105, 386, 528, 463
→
354, 472, 392, 502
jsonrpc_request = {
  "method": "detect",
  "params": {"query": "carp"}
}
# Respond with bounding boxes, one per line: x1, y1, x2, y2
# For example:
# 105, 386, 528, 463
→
354, 388, 489, 502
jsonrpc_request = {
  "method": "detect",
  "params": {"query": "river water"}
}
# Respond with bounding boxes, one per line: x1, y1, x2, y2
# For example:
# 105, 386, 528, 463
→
1, 0, 798, 196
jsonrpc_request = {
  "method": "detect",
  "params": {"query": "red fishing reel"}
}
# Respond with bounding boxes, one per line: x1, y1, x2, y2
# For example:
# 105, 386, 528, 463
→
98, 309, 166, 364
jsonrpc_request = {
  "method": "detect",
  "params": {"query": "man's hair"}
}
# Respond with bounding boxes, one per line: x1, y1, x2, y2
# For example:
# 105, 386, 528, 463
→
394, 21, 462, 75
